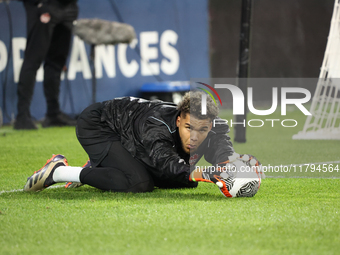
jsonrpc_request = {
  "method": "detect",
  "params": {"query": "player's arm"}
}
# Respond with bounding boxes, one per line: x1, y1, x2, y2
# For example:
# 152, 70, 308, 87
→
203, 132, 234, 164
203, 118, 234, 164
149, 139, 191, 181
142, 120, 191, 183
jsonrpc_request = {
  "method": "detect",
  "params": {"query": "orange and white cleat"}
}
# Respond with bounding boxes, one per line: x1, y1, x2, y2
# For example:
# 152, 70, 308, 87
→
23, 154, 68, 192
64, 159, 91, 189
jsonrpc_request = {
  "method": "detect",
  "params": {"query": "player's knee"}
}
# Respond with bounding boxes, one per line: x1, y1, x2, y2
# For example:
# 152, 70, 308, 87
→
127, 179, 154, 193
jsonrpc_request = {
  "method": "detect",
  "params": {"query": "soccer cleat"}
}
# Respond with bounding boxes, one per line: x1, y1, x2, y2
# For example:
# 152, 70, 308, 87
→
64, 159, 91, 188
23, 154, 68, 192
64, 182, 83, 188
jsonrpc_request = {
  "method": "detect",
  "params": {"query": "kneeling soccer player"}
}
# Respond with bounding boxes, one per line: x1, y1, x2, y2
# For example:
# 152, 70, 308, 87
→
23, 91, 261, 197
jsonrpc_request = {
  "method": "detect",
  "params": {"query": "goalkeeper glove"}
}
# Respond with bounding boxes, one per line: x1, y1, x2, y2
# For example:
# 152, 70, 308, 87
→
189, 153, 263, 197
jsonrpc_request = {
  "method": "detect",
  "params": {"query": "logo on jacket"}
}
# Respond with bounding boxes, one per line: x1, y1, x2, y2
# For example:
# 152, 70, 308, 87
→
40, 13, 51, 24
189, 154, 199, 165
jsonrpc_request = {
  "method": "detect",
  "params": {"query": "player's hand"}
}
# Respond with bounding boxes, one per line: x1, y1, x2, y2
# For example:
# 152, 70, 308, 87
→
189, 153, 241, 197
189, 152, 264, 197
236, 154, 265, 179
218, 153, 265, 179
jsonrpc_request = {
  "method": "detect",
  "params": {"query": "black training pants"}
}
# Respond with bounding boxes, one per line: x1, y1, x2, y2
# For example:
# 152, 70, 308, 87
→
17, 0, 78, 117
80, 141, 155, 193
76, 102, 154, 193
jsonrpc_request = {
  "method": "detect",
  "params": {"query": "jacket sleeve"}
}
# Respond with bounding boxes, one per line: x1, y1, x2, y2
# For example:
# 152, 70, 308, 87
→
141, 116, 191, 184
203, 118, 234, 164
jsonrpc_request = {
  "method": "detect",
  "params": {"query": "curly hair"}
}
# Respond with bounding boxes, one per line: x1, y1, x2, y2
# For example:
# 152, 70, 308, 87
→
177, 91, 218, 121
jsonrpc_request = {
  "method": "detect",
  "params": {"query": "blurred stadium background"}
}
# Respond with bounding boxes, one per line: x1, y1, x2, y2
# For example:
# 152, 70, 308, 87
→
0, 0, 335, 124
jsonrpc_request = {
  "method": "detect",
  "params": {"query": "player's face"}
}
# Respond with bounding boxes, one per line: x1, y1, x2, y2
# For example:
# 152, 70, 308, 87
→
176, 113, 212, 154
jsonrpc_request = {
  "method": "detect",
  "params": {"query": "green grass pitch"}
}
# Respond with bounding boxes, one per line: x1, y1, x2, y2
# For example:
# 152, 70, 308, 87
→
0, 108, 340, 255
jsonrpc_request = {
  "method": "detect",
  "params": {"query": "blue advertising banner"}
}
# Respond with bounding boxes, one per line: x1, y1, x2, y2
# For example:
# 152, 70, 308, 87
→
0, 0, 209, 124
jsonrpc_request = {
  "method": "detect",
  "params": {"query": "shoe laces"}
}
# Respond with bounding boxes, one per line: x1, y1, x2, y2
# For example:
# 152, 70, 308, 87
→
33, 154, 64, 174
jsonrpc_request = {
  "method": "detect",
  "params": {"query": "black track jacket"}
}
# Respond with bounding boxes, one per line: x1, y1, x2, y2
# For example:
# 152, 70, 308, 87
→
101, 97, 234, 184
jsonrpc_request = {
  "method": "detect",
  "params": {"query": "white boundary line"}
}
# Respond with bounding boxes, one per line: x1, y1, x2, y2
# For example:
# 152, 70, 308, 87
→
0, 184, 65, 195
1, 161, 340, 194
264, 160, 340, 178
280, 160, 340, 167
265, 176, 340, 179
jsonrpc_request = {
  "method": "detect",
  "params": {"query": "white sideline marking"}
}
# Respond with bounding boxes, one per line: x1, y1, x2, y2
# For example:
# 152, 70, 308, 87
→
0, 184, 65, 195
266, 176, 340, 179
264, 160, 340, 178
280, 160, 340, 167
1, 160, 340, 194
